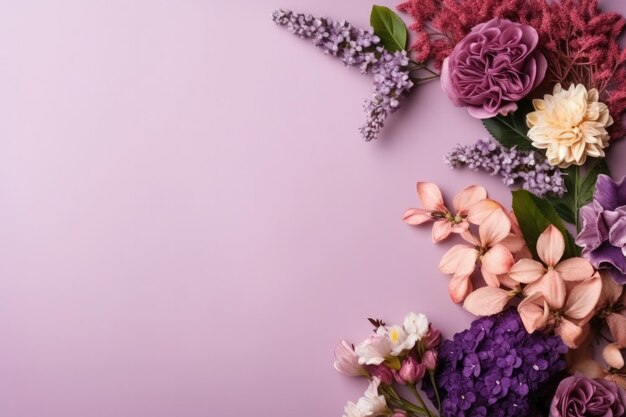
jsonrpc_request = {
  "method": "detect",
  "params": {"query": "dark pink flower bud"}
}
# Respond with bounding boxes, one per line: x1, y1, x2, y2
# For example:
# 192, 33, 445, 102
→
423, 327, 441, 350
422, 350, 438, 371
399, 357, 426, 384
368, 364, 394, 385
391, 411, 408, 417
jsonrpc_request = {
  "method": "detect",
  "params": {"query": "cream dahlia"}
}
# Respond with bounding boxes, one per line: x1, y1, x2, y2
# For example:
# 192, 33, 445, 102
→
526, 84, 613, 168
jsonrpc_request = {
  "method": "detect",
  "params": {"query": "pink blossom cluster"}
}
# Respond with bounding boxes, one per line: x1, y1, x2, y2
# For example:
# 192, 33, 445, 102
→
396, 0, 626, 139
403, 182, 613, 349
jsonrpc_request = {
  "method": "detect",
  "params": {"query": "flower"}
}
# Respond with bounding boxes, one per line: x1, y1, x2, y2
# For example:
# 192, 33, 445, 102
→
399, 356, 425, 384
527, 84, 614, 168
423, 309, 567, 417
343, 378, 389, 417
355, 328, 393, 366
445, 138, 566, 197
355, 313, 431, 364
509, 225, 595, 308
439, 205, 515, 302
440, 18, 546, 119
272, 9, 413, 142
403, 312, 429, 341
517, 275, 603, 348
403, 182, 487, 242
334, 340, 368, 376
577, 175, 626, 285
550, 374, 626, 417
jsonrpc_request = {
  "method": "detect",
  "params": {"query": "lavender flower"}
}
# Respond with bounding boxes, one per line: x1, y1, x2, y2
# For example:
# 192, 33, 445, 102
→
424, 309, 567, 417
360, 50, 413, 142
272, 9, 413, 141
445, 138, 565, 197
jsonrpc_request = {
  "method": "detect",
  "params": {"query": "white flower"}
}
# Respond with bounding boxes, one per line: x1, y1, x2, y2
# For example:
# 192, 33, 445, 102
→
342, 378, 388, 417
389, 313, 430, 355
388, 325, 411, 355
403, 312, 429, 340
526, 83, 613, 168
334, 340, 368, 376
355, 327, 393, 365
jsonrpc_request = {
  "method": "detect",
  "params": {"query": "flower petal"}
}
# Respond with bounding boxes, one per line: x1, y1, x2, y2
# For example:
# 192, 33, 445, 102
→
482, 244, 514, 276
524, 269, 566, 309
478, 208, 511, 247
416, 182, 446, 212
598, 270, 624, 308
402, 208, 432, 225
554, 257, 595, 281
536, 225, 564, 267
466, 199, 503, 225
508, 259, 546, 284
517, 292, 549, 333
603, 343, 625, 369
463, 287, 511, 316
432, 220, 452, 243
564, 276, 602, 320
448, 274, 473, 304
607, 313, 626, 347
453, 185, 487, 214
555, 318, 585, 348
439, 245, 479, 277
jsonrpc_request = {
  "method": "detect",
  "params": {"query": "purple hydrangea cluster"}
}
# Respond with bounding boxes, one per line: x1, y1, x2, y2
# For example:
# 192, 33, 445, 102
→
445, 139, 566, 197
272, 9, 413, 141
425, 309, 567, 417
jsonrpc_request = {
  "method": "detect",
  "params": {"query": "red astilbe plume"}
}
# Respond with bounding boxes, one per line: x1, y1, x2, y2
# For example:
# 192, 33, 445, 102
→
397, 0, 626, 139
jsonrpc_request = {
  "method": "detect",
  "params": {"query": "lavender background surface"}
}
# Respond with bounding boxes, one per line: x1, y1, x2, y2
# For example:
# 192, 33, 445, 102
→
1, 1, 626, 416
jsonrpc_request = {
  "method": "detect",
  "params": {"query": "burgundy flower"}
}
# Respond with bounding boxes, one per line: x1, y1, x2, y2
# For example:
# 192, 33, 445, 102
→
440, 18, 547, 119
577, 175, 626, 285
550, 374, 626, 417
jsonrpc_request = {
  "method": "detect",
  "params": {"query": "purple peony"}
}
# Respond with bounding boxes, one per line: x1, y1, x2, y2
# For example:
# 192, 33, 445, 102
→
577, 175, 626, 285
440, 18, 547, 119
550, 374, 626, 417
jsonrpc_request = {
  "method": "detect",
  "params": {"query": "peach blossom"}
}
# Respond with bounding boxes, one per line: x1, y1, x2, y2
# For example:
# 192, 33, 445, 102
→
439, 206, 515, 302
509, 225, 594, 308
403, 182, 486, 243
517, 275, 603, 348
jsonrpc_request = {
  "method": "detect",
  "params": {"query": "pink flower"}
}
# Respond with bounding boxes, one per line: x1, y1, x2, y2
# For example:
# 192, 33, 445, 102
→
439, 206, 515, 302
334, 340, 368, 377
399, 356, 425, 384
369, 364, 394, 385
463, 285, 520, 316
517, 275, 603, 348
403, 182, 487, 242
509, 225, 595, 308
422, 350, 437, 371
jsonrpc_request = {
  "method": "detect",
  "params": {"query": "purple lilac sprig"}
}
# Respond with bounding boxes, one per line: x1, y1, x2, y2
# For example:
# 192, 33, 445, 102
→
445, 138, 566, 197
272, 9, 413, 141
423, 309, 567, 417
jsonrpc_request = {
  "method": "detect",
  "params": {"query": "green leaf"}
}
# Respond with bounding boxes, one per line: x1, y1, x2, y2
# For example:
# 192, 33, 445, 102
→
370, 5, 407, 52
512, 190, 580, 260
481, 101, 535, 151
546, 159, 610, 229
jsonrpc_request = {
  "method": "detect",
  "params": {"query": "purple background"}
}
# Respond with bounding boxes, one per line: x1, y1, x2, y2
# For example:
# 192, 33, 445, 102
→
1, 1, 626, 416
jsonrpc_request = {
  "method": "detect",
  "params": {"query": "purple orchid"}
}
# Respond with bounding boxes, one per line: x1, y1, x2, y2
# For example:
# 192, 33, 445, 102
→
577, 175, 626, 285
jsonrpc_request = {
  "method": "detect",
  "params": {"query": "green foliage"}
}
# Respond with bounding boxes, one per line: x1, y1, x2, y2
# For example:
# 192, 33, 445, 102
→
370, 5, 407, 52
547, 160, 609, 228
512, 190, 580, 260
482, 101, 535, 151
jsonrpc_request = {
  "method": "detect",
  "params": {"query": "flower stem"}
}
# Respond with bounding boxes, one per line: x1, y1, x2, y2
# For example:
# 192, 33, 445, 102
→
407, 384, 435, 417
380, 385, 429, 416
428, 372, 442, 413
